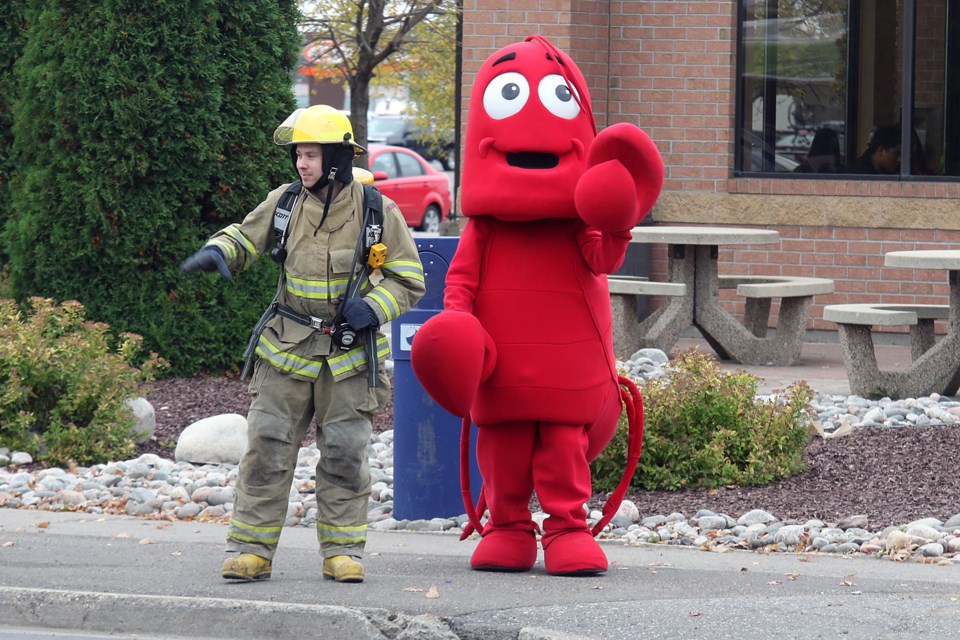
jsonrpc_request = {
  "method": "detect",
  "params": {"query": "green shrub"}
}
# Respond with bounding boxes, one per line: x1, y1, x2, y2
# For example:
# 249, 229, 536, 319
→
0, 297, 166, 466
592, 349, 814, 492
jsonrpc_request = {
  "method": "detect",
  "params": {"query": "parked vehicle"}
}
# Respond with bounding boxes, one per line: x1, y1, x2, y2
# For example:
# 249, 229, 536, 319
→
367, 115, 456, 170
368, 144, 452, 233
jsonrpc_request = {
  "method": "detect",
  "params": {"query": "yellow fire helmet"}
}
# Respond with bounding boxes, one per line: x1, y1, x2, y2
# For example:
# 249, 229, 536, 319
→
273, 105, 366, 155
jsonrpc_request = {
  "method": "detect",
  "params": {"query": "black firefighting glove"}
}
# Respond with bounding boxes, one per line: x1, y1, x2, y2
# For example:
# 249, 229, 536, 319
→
341, 297, 379, 330
180, 246, 232, 280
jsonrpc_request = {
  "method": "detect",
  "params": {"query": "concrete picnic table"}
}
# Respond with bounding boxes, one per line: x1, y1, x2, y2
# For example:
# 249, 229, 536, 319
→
834, 250, 960, 398
622, 225, 830, 366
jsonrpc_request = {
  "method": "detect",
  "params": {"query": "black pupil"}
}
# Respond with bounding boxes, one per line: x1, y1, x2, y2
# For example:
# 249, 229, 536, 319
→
556, 85, 572, 102
502, 83, 520, 100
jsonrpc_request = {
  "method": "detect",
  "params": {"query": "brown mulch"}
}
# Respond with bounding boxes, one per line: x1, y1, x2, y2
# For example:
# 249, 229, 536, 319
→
142, 375, 960, 530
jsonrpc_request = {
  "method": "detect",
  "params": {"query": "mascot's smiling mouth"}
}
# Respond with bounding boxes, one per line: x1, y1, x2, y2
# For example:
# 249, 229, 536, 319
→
506, 152, 559, 169
478, 138, 585, 168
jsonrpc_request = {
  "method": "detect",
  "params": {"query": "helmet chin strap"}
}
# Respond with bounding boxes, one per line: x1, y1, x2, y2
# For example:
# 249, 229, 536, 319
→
312, 166, 338, 235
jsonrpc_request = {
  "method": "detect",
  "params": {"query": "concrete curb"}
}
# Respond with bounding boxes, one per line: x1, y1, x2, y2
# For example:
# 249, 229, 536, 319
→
0, 586, 596, 640
0, 586, 408, 640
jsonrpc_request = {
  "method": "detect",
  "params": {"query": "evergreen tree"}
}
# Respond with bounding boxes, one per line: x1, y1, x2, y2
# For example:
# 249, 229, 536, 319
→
6, 0, 299, 375
177, 0, 300, 375
0, 2, 26, 267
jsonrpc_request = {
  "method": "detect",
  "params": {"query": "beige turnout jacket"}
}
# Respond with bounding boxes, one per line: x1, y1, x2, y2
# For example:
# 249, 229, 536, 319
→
206, 179, 425, 381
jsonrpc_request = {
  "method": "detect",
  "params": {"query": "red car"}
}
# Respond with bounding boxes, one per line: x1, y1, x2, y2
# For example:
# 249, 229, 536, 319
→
367, 144, 452, 233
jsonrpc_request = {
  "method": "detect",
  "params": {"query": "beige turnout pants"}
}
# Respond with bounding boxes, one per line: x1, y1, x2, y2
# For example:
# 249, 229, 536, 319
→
225, 361, 389, 561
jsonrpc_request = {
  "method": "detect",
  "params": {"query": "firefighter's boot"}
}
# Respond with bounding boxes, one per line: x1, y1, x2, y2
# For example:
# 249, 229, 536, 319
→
535, 424, 608, 576
221, 553, 272, 581
471, 421, 538, 572
323, 555, 365, 582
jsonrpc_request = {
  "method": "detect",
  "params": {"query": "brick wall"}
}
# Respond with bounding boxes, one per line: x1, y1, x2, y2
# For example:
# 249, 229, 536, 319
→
462, 1, 960, 337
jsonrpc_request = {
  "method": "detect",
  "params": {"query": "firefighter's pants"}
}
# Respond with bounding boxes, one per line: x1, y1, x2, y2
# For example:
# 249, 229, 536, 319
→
226, 361, 390, 560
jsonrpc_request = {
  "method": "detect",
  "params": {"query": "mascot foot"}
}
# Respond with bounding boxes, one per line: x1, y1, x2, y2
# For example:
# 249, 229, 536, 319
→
543, 531, 608, 576
470, 529, 538, 572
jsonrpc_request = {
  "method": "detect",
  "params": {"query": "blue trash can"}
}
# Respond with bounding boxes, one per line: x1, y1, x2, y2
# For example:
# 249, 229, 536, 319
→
391, 236, 481, 520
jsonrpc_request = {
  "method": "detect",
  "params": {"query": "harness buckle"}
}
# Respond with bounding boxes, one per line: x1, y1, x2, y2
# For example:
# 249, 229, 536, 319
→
308, 315, 327, 331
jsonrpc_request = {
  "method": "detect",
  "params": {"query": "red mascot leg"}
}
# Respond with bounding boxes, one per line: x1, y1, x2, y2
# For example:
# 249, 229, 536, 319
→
534, 423, 608, 576
471, 421, 539, 572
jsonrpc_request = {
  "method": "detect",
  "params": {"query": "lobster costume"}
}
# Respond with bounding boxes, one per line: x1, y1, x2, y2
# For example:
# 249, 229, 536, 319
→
411, 36, 663, 575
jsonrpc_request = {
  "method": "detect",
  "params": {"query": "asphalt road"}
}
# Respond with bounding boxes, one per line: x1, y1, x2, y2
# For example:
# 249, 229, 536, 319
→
2, 509, 959, 639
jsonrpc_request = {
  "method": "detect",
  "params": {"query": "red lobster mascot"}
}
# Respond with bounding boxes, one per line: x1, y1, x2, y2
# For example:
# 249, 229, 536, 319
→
411, 36, 663, 575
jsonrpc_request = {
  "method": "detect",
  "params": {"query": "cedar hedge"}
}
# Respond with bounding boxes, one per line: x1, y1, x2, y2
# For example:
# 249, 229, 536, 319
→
3, 0, 300, 376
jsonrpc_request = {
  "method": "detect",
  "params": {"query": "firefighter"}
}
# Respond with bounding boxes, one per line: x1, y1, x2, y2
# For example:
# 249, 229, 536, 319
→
182, 105, 425, 582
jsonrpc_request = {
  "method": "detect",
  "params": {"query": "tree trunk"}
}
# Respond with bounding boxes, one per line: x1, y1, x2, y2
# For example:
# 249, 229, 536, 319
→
349, 73, 372, 169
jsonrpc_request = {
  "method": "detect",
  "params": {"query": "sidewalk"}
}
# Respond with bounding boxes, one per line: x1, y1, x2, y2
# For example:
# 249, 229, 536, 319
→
1, 509, 958, 640
673, 335, 915, 396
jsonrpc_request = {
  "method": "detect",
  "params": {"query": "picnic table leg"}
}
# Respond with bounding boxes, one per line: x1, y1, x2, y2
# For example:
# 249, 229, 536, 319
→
768, 296, 814, 364
835, 324, 882, 397
913, 317, 960, 395
910, 319, 936, 361
633, 245, 695, 355
742, 298, 771, 337
692, 246, 809, 366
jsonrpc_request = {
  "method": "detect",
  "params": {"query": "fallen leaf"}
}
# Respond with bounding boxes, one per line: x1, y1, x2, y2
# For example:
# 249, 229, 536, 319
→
786, 573, 801, 581
689, 611, 702, 617
592, 585, 604, 590
798, 557, 813, 563
35, 521, 50, 529
139, 538, 157, 545
170, 551, 182, 556
403, 587, 424, 592
426, 584, 439, 599
840, 580, 856, 587
740, 567, 749, 572
1, 541, 14, 548
114, 532, 132, 539
767, 580, 782, 585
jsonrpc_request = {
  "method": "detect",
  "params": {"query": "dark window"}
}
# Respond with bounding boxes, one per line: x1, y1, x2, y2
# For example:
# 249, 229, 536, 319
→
371, 152, 398, 179
736, 0, 960, 179
395, 151, 424, 177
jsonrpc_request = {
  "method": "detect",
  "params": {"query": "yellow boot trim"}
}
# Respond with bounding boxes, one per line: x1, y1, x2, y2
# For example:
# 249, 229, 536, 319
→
221, 553, 272, 581
323, 555, 364, 583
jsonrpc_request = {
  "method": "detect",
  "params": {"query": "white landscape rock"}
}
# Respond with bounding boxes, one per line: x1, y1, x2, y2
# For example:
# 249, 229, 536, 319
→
126, 397, 157, 443
174, 413, 249, 465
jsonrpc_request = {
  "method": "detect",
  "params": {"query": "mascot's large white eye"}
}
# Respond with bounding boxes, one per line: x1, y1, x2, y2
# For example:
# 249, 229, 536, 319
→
538, 74, 581, 119
483, 72, 530, 119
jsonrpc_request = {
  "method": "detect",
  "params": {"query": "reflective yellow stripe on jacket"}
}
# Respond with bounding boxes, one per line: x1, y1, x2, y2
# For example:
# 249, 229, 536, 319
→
285, 275, 349, 301
210, 225, 259, 272
370, 259, 425, 321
